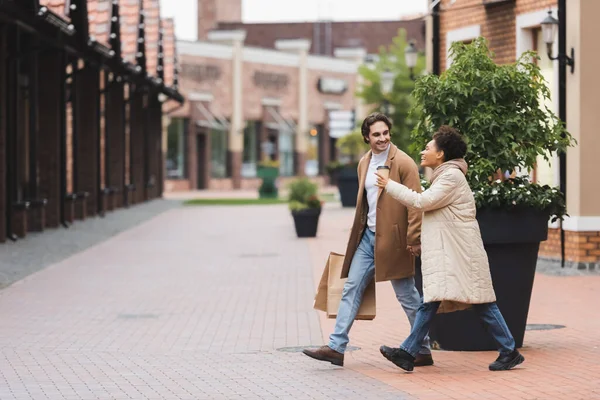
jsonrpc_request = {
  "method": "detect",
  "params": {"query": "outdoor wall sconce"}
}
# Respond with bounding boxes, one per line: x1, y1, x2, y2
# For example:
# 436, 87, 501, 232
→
541, 10, 575, 73
404, 41, 418, 80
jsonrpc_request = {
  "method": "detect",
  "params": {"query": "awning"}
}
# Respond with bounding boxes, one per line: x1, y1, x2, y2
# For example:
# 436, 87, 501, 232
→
265, 106, 296, 133
194, 101, 229, 131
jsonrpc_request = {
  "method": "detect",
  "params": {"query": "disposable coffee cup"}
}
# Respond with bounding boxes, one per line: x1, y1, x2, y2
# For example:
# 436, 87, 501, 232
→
376, 165, 390, 179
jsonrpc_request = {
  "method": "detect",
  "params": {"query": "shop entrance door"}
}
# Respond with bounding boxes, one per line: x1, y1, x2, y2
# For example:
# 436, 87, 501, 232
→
196, 133, 207, 189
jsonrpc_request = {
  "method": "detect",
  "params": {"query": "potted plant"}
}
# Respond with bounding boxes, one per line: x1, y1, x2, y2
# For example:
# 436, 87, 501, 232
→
325, 160, 343, 186
257, 159, 279, 199
410, 38, 575, 351
336, 130, 369, 207
288, 178, 323, 238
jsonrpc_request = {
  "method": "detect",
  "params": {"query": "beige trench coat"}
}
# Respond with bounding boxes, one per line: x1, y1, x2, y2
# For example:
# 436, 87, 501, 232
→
385, 164, 497, 313
341, 144, 422, 282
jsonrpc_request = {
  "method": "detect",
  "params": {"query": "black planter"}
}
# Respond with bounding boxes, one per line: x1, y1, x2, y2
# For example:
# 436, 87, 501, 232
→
415, 208, 549, 351
292, 208, 321, 237
328, 169, 340, 186
337, 167, 359, 208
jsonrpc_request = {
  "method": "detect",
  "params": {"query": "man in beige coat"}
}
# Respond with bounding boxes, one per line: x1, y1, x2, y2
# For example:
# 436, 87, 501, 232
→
303, 113, 432, 367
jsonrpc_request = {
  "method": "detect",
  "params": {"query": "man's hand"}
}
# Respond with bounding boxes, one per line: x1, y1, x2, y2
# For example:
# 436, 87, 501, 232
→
407, 245, 421, 256
374, 172, 389, 188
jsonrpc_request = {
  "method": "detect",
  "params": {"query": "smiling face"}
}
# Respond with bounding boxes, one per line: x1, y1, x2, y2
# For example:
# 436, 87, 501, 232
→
367, 121, 391, 154
420, 139, 445, 169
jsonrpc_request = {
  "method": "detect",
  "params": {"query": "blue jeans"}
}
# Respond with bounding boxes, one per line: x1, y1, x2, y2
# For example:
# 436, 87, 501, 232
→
400, 301, 516, 357
328, 229, 431, 354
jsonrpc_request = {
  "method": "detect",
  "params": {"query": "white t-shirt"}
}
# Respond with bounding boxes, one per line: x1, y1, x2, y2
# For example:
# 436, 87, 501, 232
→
364, 145, 390, 232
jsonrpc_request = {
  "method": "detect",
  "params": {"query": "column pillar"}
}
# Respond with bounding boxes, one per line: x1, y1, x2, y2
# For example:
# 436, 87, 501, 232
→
129, 88, 145, 204
276, 39, 312, 176
562, 0, 600, 270
74, 65, 100, 216
0, 30, 6, 242
106, 78, 125, 208
37, 50, 64, 228
208, 30, 246, 189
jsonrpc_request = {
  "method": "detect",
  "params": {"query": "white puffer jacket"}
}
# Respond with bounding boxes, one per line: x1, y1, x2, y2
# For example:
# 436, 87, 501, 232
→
385, 161, 496, 313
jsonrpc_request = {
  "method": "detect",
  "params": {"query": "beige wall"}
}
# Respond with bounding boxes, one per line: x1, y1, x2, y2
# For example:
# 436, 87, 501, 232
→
307, 69, 356, 125
242, 62, 299, 121
172, 54, 233, 118
567, 0, 600, 217
175, 49, 357, 126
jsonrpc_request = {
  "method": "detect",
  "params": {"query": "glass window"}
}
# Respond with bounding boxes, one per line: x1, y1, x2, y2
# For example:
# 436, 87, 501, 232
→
278, 129, 294, 177
166, 118, 187, 179
242, 121, 258, 178
210, 128, 228, 178
305, 126, 319, 177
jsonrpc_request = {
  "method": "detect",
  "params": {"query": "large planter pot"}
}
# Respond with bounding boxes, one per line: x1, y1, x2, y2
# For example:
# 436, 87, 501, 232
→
415, 207, 549, 351
257, 166, 279, 199
337, 166, 359, 208
291, 208, 321, 237
327, 169, 340, 186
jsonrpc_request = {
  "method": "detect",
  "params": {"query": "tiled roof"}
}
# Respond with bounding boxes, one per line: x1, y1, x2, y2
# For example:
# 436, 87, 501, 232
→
118, 0, 141, 65
143, 0, 160, 78
39, 0, 71, 21
87, 0, 111, 46
162, 18, 176, 87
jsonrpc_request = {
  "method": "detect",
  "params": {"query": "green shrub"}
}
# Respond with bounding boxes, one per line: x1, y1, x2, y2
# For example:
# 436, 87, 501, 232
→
410, 38, 576, 221
288, 178, 322, 211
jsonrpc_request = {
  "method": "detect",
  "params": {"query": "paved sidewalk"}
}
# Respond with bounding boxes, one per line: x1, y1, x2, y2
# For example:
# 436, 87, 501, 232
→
0, 204, 408, 399
1, 200, 599, 399
308, 205, 600, 400
0, 199, 179, 290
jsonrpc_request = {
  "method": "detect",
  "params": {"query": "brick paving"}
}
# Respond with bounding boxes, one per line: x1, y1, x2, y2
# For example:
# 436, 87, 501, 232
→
0, 203, 409, 399
308, 205, 600, 400
2, 199, 599, 399
0, 200, 179, 290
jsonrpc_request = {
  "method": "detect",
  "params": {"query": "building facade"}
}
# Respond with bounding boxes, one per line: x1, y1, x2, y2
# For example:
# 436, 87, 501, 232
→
0, 0, 182, 244
164, 0, 427, 192
429, 0, 600, 270
168, 35, 362, 191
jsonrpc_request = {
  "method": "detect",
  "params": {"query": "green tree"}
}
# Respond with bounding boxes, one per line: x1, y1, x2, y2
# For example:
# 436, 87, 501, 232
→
410, 38, 576, 221
356, 29, 426, 158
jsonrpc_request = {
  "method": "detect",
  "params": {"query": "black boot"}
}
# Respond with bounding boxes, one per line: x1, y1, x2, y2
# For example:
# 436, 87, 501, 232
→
489, 350, 524, 371
380, 345, 415, 372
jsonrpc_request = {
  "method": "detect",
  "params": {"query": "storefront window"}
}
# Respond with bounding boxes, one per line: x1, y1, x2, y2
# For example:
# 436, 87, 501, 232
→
242, 121, 258, 178
166, 118, 187, 179
305, 126, 319, 177
279, 129, 294, 177
210, 129, 228, 178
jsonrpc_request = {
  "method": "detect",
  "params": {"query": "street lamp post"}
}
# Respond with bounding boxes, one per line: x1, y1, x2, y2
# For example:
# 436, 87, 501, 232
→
404, 41, 418, 80
540, 10, 575, 73
380, 68, 394, 115
540, 6, 570, 267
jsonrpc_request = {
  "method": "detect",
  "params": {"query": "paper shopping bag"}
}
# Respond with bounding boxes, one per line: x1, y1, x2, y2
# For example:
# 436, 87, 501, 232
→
314, 252, 376, 320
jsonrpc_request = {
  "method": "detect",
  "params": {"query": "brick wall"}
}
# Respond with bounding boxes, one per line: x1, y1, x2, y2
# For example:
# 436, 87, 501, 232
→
437, 0, 600, 267
540, 228, 600, 268
217, 20, 425, 56
439, 0, 555, 70
198, 0, 217, 40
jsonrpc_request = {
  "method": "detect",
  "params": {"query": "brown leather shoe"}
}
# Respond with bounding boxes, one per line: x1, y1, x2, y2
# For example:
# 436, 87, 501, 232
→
302, 345, 344, 366
414, 353, 434, 367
